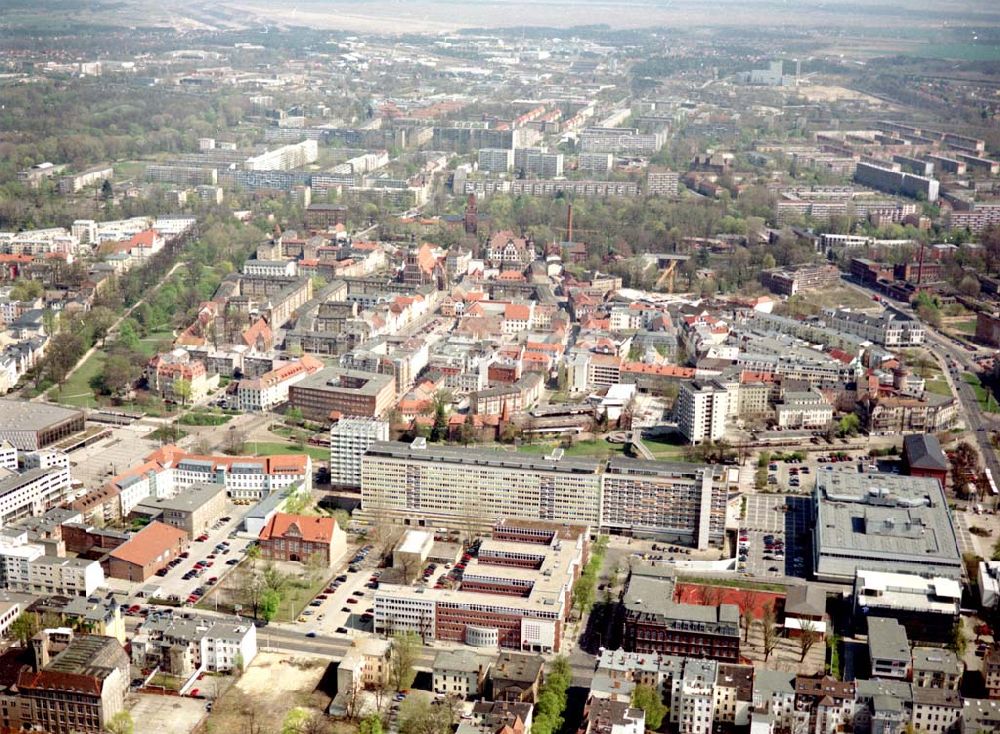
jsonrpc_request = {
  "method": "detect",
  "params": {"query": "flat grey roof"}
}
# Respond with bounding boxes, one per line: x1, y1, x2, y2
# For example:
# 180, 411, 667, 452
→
365, 441, 602, 475
137, 482, 224, 514
295, 367, 394, 395
0, 400, 84, 432
867, 617, 910, 663
814, 471, 962, 581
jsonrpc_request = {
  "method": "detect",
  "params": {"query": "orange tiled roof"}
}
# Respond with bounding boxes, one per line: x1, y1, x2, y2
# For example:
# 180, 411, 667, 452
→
260, 513, 337, 544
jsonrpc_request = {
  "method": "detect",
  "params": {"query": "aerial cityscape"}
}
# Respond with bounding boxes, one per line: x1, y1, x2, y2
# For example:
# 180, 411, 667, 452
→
1, 1, 1000, 733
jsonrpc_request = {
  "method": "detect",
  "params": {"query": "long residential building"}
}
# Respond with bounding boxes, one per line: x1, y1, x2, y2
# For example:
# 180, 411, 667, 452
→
105, 444, 311, 507
600, 458, 729, 550
360, 440, 732, 546
822, 308, 925, 347
362, 440, 604, 527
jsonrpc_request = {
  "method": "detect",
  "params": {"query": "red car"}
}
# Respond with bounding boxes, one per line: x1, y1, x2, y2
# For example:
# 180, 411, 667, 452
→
347, 598, 358, 604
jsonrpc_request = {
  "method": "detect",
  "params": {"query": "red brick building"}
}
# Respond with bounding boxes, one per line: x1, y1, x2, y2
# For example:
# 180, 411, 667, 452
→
903, 433, 949, 488
107, 521, 189, 582
258, 513, 346, 566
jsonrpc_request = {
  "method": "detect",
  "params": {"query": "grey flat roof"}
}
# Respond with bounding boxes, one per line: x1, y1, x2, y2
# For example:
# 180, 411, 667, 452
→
0, 400, 84, 432
137, 482, 224, 513
814, 471, 962, 581
912, 646, 961, 675
623, 570, 739, 627
365, 441, 602, 475
295, 367, 394, 395
867, 617, 910, 663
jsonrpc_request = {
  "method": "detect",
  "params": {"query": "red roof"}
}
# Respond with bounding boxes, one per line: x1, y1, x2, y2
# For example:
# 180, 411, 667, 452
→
109, 521, 187, 568
260, 513, 337, 544
504, 303, 531, 321
17, 670, 101, 696
128, 229, 160, 247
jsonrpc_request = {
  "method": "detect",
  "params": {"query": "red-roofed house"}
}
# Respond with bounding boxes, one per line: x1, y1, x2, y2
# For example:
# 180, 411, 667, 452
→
241, 317, 273, 352
128, 229, 164, 259
258, 513, 346, 566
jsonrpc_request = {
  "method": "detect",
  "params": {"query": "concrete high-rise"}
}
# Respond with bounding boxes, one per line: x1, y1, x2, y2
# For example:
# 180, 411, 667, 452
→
330, 417, 390, 488
677, 380, 729, 445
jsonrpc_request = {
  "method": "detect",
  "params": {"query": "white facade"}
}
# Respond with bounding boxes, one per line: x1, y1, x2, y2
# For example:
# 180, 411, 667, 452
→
0, 466, 72, 526
330, 418, 390, 488
677, 380, 729, 444
0, 532, 104, 597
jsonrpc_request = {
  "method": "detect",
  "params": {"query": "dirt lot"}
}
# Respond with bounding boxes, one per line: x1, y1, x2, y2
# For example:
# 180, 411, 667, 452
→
130, 693, 210, 734
201, 653, 332, 734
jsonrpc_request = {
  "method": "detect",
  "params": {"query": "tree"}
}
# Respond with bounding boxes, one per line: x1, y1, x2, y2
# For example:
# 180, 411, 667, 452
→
359, 714, 383, 734
260, 589, 281, 622
738, 590, 758, 643
430, 389, 452, 443
390, 631, 422, 691
173, 378, 193, 406
837, 413, 861, 437
398, 696, 451, 734
88, 306, 117, 347
45, 331, 84, 386
959, 275, 981, 298
9, 613, 38, 647
262, 563, 288, 595
101, 179, 114, 201
797, 619, 821, 662
100, 352, 141, 396
761, 603, 779, 661
631, 684, 667, 730
105, 711, 134, 734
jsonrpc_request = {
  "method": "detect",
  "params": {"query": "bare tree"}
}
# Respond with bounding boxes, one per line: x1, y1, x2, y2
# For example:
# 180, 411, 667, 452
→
761, 603, 779, 662
738, 590, 758, 644
798, 619, 821, 662
700, 584, 723, 607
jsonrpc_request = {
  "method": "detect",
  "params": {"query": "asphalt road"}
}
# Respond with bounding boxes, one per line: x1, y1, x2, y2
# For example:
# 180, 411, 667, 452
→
841, 277, 1000, 493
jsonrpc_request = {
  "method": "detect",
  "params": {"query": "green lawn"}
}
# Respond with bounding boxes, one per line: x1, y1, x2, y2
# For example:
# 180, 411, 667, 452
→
951, 319, 977, 335
963, 373, 1000, 413
248, 441, 329, 462
137, 328, 175, 357
643, 436, 690, 460
48, 350, 105, 407
924, 378, 954, 397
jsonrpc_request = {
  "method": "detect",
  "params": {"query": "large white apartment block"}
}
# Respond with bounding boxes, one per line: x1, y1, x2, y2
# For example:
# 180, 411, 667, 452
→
330, 417, 389, 489
677, 380, 729, 444
244, 140, 318, 171
361, 440, 603, 526
0, 466, 72, 526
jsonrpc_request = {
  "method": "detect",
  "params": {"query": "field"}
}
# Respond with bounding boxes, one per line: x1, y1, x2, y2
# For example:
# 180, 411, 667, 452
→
904, 43, 1000, 62
137, 328, 175, 357
202, 653, 330, 734
48, 350, 105, 407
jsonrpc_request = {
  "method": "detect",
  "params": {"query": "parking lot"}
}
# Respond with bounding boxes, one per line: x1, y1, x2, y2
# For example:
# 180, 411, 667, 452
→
740, 494, 812, 579
111, 501, 257, 608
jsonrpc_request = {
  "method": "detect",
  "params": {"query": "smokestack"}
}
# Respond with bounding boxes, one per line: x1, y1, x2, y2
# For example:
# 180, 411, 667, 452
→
567, 204, 574, 243
917, 242, 925, 284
